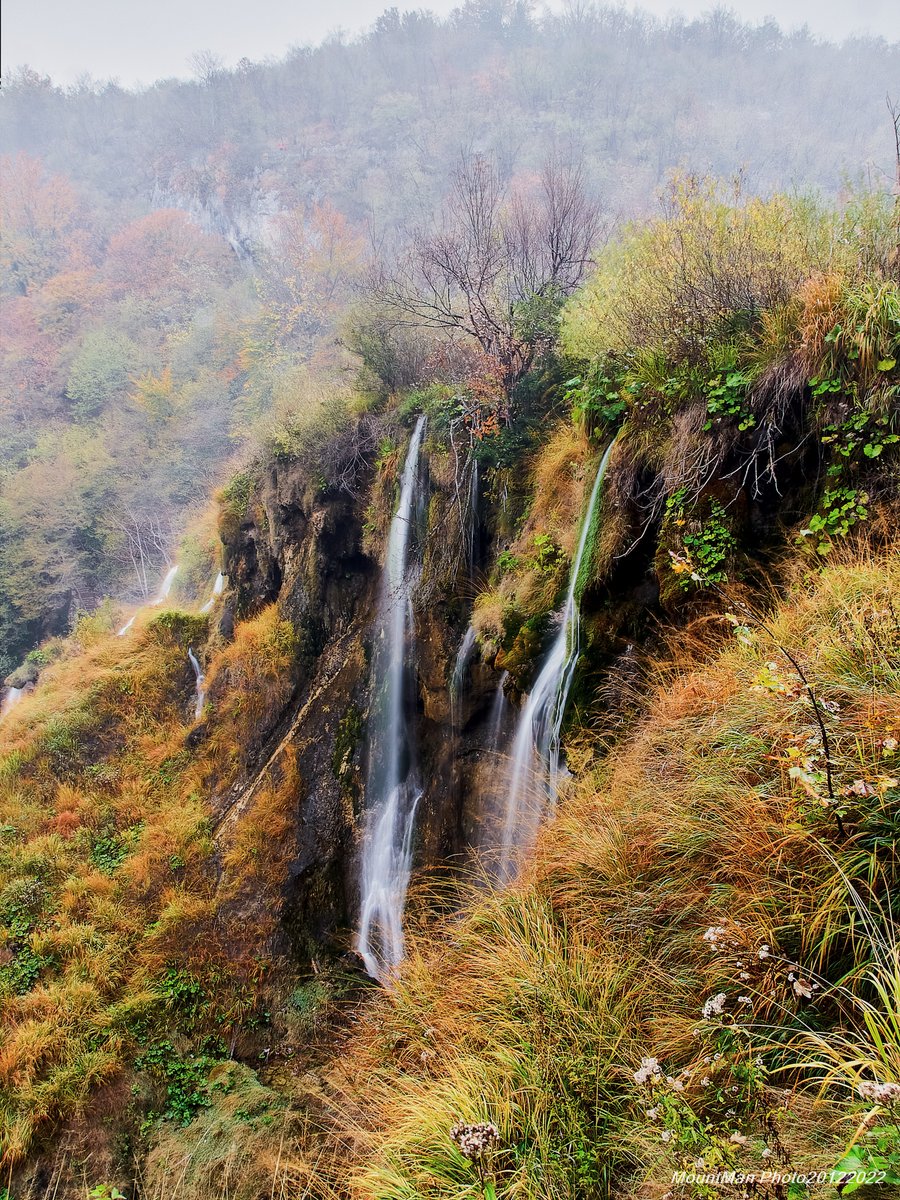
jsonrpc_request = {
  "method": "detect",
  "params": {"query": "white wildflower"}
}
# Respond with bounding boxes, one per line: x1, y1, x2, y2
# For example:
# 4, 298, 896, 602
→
702, 993, 728, 1019
660, 1130, 673, 1142
730, 1132, 749, 1146
634, 1056, 662, 1085
758, 945, 770, 959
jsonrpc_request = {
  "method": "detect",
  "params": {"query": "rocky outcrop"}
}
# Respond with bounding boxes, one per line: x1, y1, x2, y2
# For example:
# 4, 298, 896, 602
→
216, 427, 507, 964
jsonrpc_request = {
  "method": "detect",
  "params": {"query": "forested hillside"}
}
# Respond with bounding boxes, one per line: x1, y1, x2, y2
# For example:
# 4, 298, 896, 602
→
1, 2, 897, 677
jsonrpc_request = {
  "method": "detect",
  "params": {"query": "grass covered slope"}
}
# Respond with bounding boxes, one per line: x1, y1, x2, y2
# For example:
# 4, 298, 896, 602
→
0, 601, 299, 1170
315, 550, 900, 1198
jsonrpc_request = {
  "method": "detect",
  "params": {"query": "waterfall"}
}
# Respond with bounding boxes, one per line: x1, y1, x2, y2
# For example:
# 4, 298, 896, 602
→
357, 415, 427, 982
498, 441, 615, 881
187, 648, 206, 720
467, 456, 479, 577
1, 687, 24, 719
486, 671, 510, 757
199, 571, 225, 614
118, 563, 179, 635
152, 564, 179, 604
450, 625, 478, 730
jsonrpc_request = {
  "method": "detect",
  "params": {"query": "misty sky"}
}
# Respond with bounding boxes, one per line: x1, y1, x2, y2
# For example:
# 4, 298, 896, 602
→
2, 0, 897, 88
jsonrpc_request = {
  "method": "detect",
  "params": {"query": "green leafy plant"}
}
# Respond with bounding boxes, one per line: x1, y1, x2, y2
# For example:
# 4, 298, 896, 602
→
531, 532, 564, 576
802, 487, 869, 555
704, 369, 754, 431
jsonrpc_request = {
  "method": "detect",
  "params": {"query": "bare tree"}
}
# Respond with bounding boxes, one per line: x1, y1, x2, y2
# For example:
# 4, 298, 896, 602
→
374, 151, 604, 395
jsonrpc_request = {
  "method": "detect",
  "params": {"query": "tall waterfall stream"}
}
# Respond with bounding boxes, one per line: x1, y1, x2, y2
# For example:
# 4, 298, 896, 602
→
357, 415, 428, 982
498, 440, 615, 881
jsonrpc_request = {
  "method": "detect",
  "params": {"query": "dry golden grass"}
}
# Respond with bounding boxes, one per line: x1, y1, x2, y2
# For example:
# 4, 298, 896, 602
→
300, 549, 900, 1199
0, 597, 305, 1170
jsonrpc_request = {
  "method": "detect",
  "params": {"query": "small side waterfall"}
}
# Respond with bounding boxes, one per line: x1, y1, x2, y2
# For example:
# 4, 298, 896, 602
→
1, 687, 24, 719
450, 625, 478, 730
187, 648, 206, 720
486, 671, 510, 756
199, 572, 225, 614
498, 440, 615, 881
117, 563, 179, 635
467, 457, 479, 577
357, 415, 427, 982
153, 564, 179, 605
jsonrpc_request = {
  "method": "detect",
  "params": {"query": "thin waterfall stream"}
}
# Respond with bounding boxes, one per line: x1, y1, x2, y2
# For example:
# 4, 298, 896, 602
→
357, 415, 427, 982
200, 572, 225, 614
497, 440, 615, 881
187, 648, 206, 720
117, 563, 180, 636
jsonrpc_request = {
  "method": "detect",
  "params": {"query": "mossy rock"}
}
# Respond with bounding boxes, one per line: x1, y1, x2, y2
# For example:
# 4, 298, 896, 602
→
146, 610, 210, 649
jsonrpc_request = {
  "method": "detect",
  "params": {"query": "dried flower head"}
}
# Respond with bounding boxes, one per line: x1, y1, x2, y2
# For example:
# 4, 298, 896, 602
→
450, 1121, 500, 1161
857, 1080, 900, 1105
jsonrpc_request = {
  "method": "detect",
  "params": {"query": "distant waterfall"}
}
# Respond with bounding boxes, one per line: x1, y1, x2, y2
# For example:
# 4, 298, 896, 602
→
498, 441, 615, 881
357, 415, 427, 982
153, 564, 179, 604
117, 563, 179, 636
467, 456, 479, 578
187, 648, 206, 720
199, 572, 225, 614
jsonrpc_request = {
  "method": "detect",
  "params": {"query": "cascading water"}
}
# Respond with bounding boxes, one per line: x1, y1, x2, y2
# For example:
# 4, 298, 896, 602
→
467, 457, 479, 578
450, 625, 478, 730
497, 440, 615, 881
187, 648, 206, 720
357, 415, 427, 982
486, 671, 510, 756
153, 564, 179, 604
199, 572, 225, 614
117, 563, 179, 635
1, 687, 24, 719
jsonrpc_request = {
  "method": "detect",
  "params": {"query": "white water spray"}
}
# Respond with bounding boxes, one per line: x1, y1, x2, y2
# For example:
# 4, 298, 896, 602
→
357, 415, 427, 982
498, 441, 615, 881
117, 563, 179, 635
187, 648, 206, 720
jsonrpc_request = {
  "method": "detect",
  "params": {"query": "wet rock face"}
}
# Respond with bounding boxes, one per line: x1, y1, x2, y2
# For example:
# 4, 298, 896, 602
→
218, 440, 505, 962
220, 458, 381, 959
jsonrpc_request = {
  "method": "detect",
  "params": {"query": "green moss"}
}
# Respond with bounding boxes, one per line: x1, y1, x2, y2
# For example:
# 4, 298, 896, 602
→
332, 703, 363, 791
146, 610, 209, 649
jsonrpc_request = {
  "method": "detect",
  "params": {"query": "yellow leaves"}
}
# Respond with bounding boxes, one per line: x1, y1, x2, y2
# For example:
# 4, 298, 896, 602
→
130, 364, 175, 422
